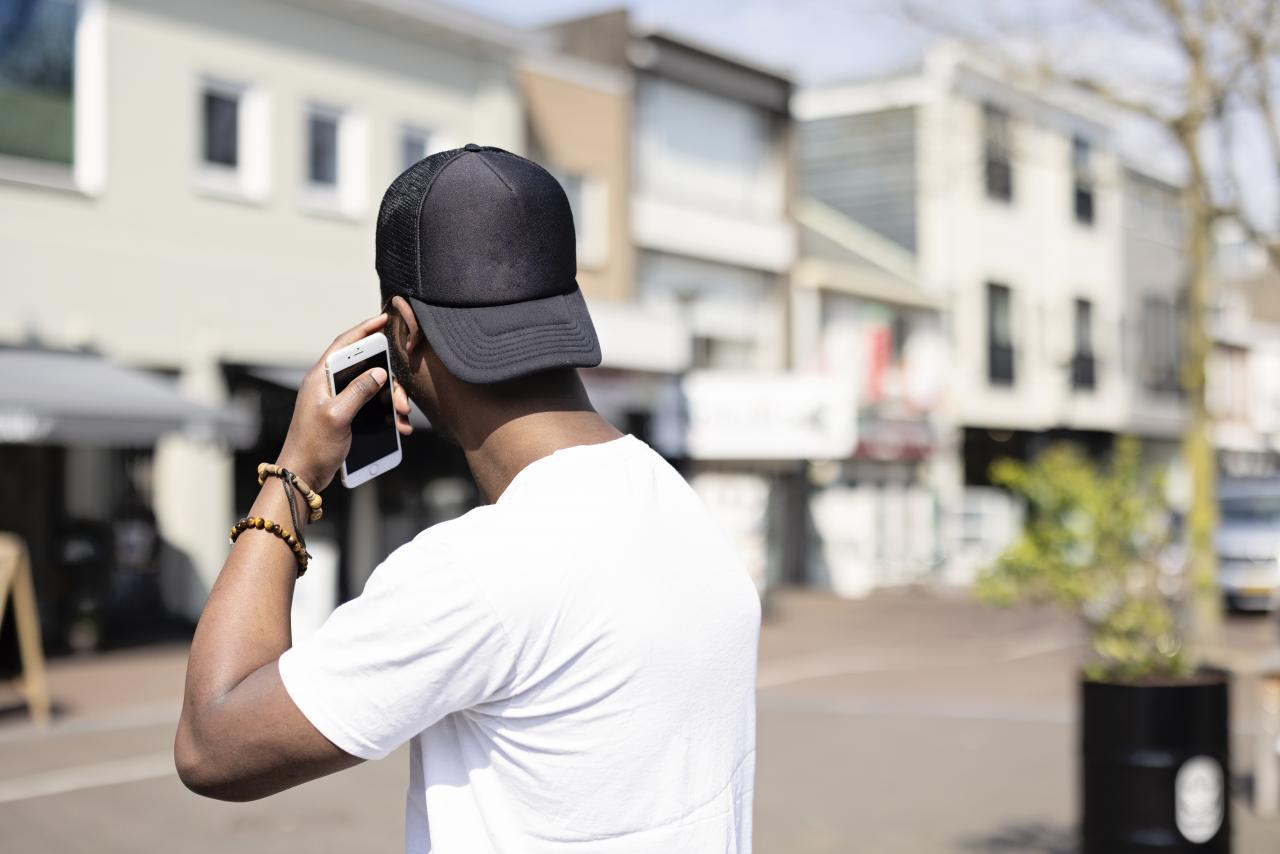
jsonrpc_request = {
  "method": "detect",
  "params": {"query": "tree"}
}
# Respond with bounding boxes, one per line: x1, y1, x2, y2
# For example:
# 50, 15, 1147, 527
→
978, 439, 1189, 681
897, 0, 1280, 652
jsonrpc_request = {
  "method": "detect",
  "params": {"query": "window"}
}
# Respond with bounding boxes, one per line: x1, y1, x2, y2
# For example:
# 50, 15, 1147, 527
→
987, 282, 1014, 385
1071, 298, 1096, 391
399, 126, 430, 172
891, 313, 910, 362
983, 103, 1013, 202
1141, 296, 1181, 394
554, 169, 609, 269
1072, 136, 1095, 225
0, 0, 76, 165
307, 111, 339, 185
202, 90, 239, 168
635, 78, 778, 215
0, 0, 105, 193
300, 103, 366, 219
194, 77, 267, 203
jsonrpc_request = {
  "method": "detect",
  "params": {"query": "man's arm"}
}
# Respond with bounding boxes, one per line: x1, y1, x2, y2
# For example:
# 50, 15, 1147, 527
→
175, 314, 414, 801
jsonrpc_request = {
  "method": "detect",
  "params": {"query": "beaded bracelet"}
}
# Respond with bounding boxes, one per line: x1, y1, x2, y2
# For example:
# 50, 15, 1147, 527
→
229, 516, 308, 577
257, 463, 323, 521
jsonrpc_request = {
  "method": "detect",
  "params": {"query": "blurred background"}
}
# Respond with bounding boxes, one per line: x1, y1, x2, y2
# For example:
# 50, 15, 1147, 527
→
2, 0, 1280, 851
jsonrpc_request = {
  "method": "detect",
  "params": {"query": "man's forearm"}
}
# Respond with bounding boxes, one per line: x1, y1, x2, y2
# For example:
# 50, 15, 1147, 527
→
177, 476, 308, 770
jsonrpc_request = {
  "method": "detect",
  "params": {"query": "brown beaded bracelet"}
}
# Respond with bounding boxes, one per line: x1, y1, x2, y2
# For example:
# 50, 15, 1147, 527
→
257, 463, 323, 521
229, 516, 309, 577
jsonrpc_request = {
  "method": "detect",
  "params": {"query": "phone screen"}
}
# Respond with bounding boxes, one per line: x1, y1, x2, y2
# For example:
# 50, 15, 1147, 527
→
333, 352, 397, 472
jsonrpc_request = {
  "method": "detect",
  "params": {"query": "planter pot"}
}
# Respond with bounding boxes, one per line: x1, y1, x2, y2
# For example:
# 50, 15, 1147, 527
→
1082, 670, 1231, 853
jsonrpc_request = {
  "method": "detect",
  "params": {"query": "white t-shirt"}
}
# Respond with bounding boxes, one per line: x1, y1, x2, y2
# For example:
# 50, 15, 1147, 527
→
279, 434, 760, 853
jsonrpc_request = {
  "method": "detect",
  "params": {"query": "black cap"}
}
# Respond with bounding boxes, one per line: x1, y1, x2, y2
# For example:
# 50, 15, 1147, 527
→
375, 144, 602, 384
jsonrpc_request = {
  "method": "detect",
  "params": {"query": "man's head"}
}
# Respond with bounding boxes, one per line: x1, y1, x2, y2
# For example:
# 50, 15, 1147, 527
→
374, 145, 602, 444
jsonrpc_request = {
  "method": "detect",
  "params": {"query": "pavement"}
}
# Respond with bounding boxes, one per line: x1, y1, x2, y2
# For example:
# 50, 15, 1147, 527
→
1, 588, 1279, 853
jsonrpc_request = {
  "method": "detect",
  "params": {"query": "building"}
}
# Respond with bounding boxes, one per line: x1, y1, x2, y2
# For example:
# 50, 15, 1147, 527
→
790, 197, 947, 595
1209, 263, 1280, 477
0, 0, 527, 644
543, 10, 804, 592
1118, 166, 1189, 469
794, 45, 1193, 586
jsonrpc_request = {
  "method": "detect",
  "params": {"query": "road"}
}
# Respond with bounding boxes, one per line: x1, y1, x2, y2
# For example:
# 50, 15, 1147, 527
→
2, 588, 1279, 853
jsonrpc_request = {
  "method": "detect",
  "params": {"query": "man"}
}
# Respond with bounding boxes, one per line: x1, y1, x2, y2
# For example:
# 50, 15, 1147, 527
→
176, 145, 761, 853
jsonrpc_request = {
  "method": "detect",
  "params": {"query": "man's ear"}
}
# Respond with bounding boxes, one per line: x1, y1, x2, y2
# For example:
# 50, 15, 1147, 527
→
388, 296, 423, 354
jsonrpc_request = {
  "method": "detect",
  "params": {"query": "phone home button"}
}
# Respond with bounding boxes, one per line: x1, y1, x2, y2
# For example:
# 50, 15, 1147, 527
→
368, 463, 379, 475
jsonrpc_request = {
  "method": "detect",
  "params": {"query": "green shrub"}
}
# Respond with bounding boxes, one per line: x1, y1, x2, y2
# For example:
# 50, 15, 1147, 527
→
976, 438, 1190, 682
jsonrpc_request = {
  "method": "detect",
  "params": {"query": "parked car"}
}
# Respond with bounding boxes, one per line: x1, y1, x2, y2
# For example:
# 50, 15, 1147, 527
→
1217, 478, 1280, 611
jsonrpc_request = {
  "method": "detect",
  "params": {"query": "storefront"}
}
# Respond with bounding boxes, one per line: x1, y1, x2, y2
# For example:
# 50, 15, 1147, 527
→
0, 347, 254, 655
652, 370, 858, 597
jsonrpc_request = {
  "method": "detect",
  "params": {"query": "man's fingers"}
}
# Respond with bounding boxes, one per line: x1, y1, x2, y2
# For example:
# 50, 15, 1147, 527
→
329, 366, 387, 424
392, 383, 414, 436
321, 313, 388, 361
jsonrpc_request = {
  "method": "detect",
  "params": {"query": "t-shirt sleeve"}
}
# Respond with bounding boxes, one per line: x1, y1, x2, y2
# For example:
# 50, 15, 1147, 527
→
278, 532, 517, 760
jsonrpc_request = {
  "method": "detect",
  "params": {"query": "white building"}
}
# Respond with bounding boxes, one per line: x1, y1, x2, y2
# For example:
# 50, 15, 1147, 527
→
0, 0, 527, 639
794, 45, 1189, 587
1209, 263, 1280, 476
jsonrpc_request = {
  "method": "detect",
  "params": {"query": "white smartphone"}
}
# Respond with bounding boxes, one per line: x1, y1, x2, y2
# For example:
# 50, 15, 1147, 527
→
325, 332, 402, 488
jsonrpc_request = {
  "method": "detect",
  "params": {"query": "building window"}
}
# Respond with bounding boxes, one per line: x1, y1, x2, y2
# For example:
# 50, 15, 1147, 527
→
193, 77, 268, 203
398, 126, 430, 172
554, 169, 610, 269
891, 312, 910, 363
634, 77, 779, 216
1073, 136, 1095, 225
0, 0, 76, 165
1071, 298, 1096, 391
983, 103, 1013, 203
0, 0, 106, 194
987, 282, 1014, 385
307, 110, 339, 186
300, 103, 366, 219
1141, 296, 1181, 395
202, 89, 239, 168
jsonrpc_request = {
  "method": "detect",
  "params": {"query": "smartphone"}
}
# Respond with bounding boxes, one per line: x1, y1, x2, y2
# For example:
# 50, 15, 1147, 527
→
325, 332, 402, 488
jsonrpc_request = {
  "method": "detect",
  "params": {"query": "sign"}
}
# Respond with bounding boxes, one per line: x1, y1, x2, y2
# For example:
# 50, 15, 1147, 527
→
653, 371, 857, 460
1175, 756, 1224, 844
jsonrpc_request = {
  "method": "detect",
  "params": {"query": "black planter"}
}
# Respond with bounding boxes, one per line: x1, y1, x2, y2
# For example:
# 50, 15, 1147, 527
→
1082, 670, 1231, 853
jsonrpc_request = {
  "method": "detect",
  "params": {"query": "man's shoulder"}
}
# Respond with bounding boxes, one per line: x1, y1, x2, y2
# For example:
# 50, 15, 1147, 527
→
389, 503, 505, 562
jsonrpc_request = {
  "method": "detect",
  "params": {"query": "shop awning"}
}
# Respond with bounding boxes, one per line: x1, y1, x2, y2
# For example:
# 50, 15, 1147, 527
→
0, 348, 257, 448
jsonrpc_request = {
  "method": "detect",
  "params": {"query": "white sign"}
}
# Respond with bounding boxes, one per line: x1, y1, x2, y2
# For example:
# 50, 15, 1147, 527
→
1175, 755, 1224, 844
654, 371, 857, 461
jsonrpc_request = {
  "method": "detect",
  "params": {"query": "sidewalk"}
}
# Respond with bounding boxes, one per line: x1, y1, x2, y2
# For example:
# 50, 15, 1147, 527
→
2, 589, 1279, 852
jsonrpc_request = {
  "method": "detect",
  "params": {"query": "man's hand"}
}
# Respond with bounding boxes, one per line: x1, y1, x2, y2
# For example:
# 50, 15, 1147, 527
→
274, 313, 410, 490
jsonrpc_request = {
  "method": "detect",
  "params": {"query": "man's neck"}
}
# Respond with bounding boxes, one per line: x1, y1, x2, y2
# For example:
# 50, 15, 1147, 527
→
463, 409, 623, 504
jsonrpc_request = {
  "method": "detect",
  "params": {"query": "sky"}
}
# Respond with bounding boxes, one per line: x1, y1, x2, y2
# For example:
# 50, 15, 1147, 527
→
443, 0, 928, 84
442, 0, 1277, 227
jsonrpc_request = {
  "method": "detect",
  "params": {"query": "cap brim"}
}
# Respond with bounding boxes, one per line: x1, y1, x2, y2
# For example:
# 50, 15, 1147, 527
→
408, 286, 602, 384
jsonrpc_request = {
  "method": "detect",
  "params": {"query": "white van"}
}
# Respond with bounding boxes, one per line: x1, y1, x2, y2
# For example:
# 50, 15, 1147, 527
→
1218, 479, 1280, 611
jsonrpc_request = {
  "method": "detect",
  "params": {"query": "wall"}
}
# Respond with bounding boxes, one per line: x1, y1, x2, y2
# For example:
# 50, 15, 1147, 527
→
520, 55, 632, 303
